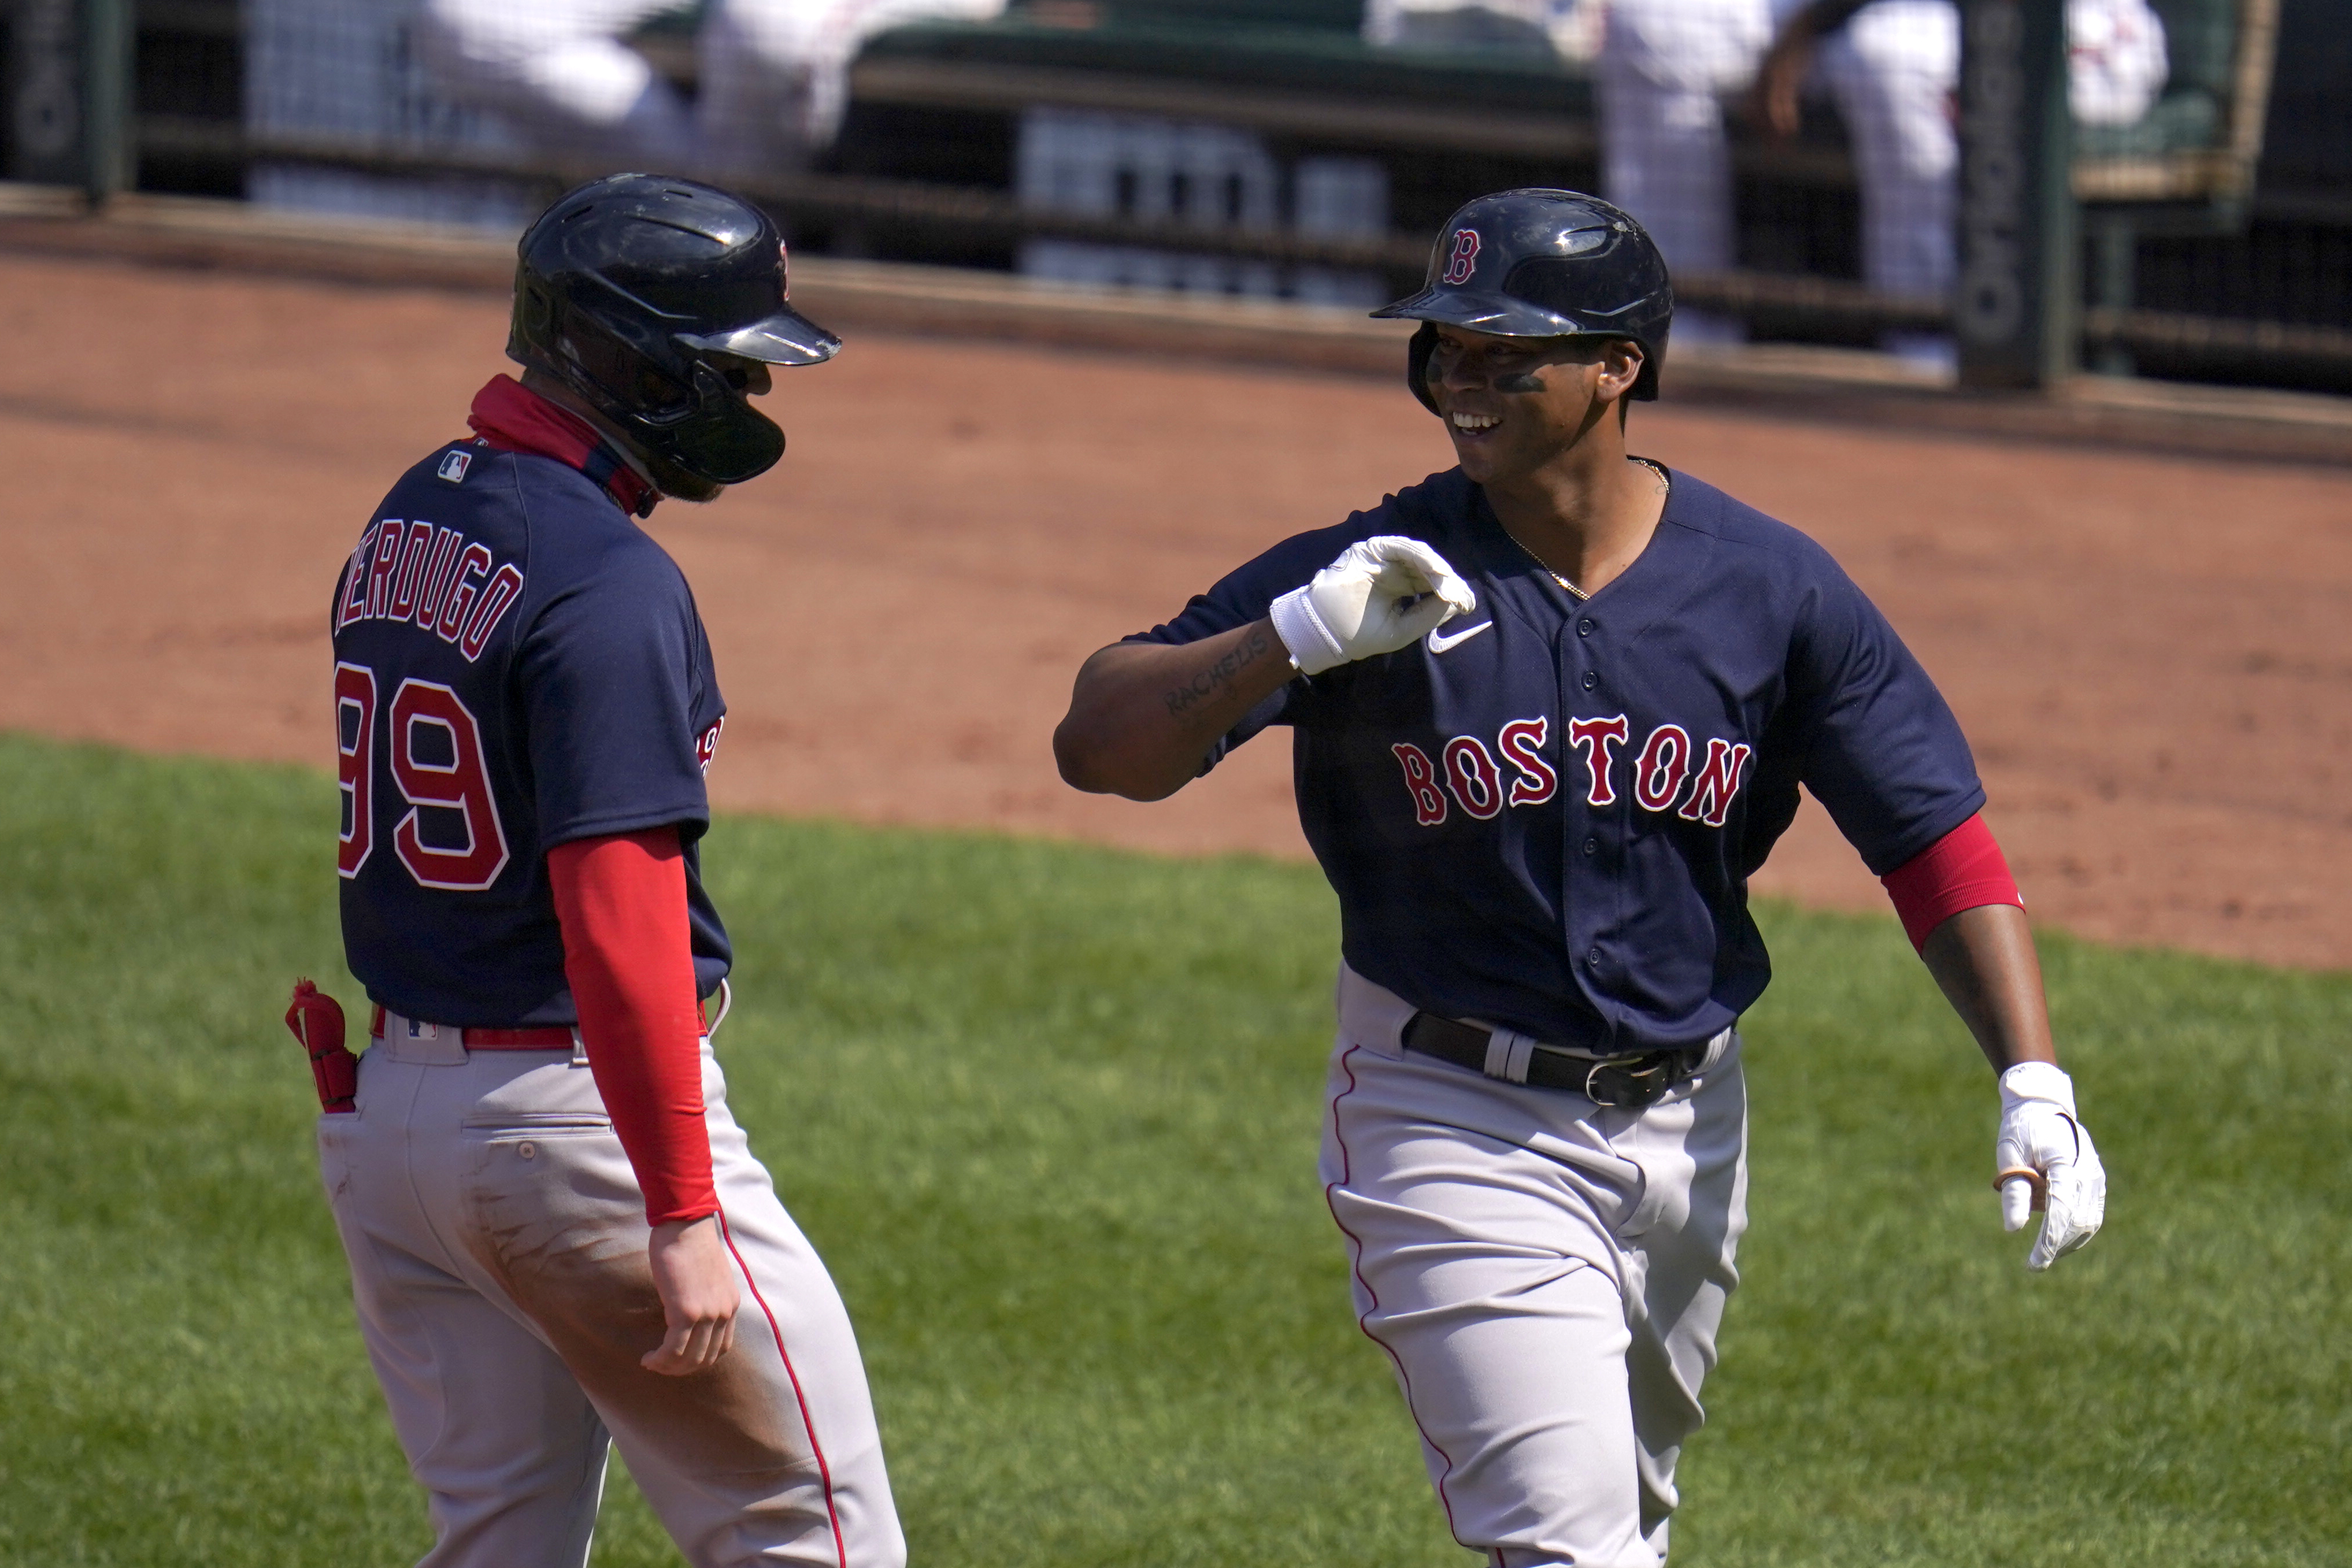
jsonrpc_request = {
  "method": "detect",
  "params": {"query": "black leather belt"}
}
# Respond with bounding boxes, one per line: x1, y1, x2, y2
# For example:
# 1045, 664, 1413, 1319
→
1400, 1011, 1706, 1110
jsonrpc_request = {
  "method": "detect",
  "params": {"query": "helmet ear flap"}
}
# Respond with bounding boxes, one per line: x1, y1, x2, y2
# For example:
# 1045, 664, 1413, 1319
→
507, 275, 568, 380
1629, 333, 1664, 401
519, 280, 556, 340
1407, 322, 1441, 417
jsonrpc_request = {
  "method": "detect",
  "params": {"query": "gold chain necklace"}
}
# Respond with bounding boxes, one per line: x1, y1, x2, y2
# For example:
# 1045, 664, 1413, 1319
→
1520, 458, 1669, 601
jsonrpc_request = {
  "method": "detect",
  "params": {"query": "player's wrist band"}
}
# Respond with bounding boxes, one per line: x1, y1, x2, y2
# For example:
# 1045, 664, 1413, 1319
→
1270, 586, 1344, 675
1998, 1059, 2076, 1114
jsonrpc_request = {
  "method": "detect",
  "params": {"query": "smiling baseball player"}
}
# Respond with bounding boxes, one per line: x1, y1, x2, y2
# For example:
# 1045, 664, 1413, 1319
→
290, 175, 901, 1568
1053, 188, 2105, 1567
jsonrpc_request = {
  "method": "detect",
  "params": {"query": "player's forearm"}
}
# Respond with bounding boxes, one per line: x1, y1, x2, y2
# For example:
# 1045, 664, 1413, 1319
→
1054, 618, 1293, 800
547, 827, 720, 1225
1920, 903, 2060, 1073
1751, 0, 1871, 136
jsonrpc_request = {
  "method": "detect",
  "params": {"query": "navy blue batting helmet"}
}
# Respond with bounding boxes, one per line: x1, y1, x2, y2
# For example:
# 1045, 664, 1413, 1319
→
509, 174, 840, 487
1373, 188, 1675, 410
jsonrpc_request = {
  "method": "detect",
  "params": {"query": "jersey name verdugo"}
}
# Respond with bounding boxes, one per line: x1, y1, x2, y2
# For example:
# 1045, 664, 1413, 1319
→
335, 515, 527, 663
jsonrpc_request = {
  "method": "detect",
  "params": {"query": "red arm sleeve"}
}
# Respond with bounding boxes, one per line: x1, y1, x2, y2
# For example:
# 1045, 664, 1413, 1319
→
1880, 811, 2024, 952
546, 826, 718, 1226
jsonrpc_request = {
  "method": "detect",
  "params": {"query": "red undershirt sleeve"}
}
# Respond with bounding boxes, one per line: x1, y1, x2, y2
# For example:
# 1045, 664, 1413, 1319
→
1879, 811, 2025, 952
546, 826, 718, 1227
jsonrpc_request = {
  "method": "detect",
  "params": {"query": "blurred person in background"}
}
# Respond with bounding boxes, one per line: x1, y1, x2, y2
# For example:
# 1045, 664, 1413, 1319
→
417, 0, 1008, 179
1592, 0, 1791, 344
1376, 0, 2168, 362
1365, 0, 1794, 344
1750, 0, 2167, 369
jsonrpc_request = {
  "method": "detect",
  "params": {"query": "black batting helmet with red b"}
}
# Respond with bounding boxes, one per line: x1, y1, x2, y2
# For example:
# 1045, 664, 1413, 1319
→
508, 173, 841, 487
1373, 188, 1675, 412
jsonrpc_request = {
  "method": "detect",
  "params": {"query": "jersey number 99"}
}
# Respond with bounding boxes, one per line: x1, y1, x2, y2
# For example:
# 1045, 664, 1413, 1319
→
336, 663, 512, 892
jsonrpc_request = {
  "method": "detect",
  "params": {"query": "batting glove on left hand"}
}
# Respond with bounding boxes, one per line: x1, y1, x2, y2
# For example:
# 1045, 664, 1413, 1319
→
1271, 536, 1477, 676
1994, 1061, 2106, 1272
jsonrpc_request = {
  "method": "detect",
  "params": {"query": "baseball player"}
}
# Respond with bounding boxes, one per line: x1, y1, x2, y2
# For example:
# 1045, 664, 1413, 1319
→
289, 175, 902, 1568
1601, 0, 2165, 361
1053, 189, 2106, 1567
1748, 0, 2167, 365
416, 0, 1009, 179
1595, 0, 1793, 345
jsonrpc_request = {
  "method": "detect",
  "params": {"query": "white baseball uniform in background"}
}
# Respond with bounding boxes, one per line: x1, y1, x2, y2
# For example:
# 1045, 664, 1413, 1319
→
321, 1026, 902, 1568
1597, 0, 2168, 360
416, 0, 1009, 176
1595, 0, 1794, 343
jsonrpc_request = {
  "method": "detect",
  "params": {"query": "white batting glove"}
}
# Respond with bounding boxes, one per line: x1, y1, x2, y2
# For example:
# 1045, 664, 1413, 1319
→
1270, 536, 1477, 676
1994, 1061, 2106, 1272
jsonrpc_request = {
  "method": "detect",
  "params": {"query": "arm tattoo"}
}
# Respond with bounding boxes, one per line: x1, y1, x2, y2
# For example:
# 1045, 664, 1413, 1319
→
1162, 624, 1275, 720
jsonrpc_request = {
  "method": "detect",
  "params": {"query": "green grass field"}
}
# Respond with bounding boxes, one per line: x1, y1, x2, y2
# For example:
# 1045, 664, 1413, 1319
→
1, 731, 2346, 1566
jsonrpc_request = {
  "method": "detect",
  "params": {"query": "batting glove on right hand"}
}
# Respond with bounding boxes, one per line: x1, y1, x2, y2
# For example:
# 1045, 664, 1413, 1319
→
1271, 536, 1477, 676
1994, 1061, 2106, 1272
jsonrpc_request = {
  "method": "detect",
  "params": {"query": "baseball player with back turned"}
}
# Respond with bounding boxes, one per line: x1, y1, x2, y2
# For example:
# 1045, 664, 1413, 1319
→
285, 175, 902, 1568
1053, 188, 2106, 1567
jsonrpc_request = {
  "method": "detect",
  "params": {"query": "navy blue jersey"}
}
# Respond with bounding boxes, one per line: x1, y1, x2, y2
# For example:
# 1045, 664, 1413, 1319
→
331, 438, 730, 1027
1131, 466, 1983, 1052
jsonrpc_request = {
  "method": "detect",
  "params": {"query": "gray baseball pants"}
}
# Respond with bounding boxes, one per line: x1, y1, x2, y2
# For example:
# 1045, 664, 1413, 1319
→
1321, 965, 1749, 1568
317, 1024, 903, 1568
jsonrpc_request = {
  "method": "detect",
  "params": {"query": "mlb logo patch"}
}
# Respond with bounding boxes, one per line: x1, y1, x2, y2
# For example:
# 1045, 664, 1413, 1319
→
438, 450, 473, 484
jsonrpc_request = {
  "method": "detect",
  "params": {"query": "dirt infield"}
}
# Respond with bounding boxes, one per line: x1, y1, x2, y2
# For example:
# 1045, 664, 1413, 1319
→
4, 253, 2347, 969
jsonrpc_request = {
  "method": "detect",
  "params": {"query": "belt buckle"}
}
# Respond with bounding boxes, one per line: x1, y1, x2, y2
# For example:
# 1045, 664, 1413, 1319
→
1584, 1053, 1677, 1111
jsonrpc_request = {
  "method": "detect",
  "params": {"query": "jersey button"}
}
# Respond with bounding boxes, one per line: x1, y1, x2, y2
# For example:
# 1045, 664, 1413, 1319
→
1582, 836, 1598, 855
1577, 618, 1595, 637
1580, 670, 1598, 691
1586, 948, 1602, 968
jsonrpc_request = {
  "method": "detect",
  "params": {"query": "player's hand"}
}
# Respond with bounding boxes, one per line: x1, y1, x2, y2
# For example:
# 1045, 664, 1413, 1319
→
643, 1214, 741, 1375
1993, 1062, 2106, 1271
1271, 536, 1477, 676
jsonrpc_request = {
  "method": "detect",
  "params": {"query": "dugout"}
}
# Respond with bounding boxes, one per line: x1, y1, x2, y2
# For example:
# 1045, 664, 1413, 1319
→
5, 0, 2346, 393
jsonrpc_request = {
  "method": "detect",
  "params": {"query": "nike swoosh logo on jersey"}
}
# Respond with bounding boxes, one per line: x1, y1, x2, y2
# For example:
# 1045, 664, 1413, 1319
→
1426, 620, 1494, 654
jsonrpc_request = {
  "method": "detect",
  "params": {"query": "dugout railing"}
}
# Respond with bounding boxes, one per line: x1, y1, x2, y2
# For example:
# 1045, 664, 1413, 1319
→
3, 0, 2344, 395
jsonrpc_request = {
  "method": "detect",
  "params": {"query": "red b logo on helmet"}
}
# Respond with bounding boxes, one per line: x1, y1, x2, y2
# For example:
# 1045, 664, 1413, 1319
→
1442, 228, 1481, 286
